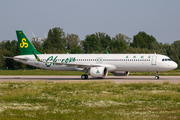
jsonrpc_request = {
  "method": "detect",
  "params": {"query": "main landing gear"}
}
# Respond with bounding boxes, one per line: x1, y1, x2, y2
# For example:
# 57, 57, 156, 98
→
81, 74, 88, 80
81, 68, 89, 80
155, 71, 159, 80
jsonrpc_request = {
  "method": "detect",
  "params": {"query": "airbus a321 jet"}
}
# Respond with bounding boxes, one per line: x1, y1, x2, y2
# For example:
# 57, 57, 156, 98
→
5, 30, 178, 80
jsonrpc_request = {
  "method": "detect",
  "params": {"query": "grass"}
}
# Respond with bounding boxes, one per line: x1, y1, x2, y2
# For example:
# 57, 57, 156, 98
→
0, 69, 180, 75
0, 81, 180, 119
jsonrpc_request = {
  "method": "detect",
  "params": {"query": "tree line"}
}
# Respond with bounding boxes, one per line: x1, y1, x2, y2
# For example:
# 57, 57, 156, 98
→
0, 27, 179, 69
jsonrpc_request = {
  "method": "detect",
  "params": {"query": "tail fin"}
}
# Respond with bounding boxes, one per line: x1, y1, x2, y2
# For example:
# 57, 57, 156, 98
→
16, 30, 41, 55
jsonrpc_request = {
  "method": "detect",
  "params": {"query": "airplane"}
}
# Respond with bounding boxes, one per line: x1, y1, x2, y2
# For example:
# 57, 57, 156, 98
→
5, 30, 178, 80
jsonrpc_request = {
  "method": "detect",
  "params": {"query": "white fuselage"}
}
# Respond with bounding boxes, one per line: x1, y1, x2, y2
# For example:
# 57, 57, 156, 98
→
14, 54, 178, 72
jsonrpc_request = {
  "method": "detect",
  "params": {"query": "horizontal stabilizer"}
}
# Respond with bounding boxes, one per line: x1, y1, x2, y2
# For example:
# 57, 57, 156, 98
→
3, 56, 14, 59
4, 56, 29, 61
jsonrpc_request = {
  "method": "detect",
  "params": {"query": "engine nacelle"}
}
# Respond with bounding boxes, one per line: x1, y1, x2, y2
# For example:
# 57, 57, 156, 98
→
111, 71, 129, 76
89, 67, 108, 78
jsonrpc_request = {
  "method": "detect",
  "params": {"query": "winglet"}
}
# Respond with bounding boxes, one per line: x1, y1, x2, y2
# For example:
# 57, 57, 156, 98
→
106, 51, 109, 54
32, 51, 40, 61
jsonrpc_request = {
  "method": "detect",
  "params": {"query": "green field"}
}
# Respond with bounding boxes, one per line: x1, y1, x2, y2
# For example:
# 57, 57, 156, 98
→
0, 69, 180, 75
0, 81, 180, 120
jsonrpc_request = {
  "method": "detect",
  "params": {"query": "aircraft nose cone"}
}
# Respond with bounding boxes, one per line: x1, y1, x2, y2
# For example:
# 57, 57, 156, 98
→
174, 62, 178, 69
172, 62, 178, 69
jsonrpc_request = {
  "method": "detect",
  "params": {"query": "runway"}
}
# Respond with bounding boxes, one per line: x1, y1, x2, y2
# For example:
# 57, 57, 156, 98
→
0, 75, 180, 83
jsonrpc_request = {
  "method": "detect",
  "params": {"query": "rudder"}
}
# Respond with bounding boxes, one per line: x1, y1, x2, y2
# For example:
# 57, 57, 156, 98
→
16, 30, 41, 55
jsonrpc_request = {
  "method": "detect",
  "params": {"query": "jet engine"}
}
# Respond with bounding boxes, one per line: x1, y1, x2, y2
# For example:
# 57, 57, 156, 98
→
89, 67, 108, 78
111, 71, 129, 76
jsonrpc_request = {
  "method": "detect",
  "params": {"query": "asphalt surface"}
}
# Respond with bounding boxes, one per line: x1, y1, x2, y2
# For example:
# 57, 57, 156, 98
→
0, 75, 180, 83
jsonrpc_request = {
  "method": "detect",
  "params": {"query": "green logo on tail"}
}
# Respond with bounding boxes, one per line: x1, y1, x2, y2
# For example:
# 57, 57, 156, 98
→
20, 38, 28, 48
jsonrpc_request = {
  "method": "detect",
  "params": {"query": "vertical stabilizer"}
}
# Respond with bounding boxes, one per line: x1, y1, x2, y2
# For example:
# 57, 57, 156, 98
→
16, 30, 41, 55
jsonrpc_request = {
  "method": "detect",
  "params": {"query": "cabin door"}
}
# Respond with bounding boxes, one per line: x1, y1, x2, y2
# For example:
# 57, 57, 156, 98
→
151, 56, 157, 65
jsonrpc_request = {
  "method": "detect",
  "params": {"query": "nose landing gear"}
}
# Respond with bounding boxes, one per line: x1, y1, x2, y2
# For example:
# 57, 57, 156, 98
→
155, 71, 159, 79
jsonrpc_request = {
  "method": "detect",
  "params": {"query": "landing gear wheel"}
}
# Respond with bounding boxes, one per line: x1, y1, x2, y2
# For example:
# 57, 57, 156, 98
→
81, 74, 88, 80
85, 75, 88, 79
155, 71, 159, 80
81, 75, 85, 80
155, 76, 159, 80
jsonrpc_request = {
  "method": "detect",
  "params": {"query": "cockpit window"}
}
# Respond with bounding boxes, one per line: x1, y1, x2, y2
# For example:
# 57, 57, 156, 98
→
162, 58, 172, 61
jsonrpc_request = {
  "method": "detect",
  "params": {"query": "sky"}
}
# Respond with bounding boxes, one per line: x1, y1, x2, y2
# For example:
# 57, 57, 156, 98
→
0, 0, 180, 44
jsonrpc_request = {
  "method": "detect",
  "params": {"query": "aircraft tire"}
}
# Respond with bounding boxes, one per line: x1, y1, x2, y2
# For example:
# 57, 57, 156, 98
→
155, 76, 159, 80
81, 75, 85, 80
81, 74, 88, 80
85, 75, 88, 79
